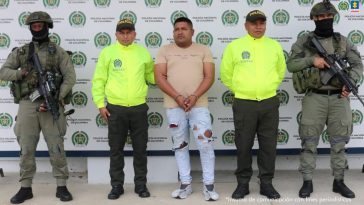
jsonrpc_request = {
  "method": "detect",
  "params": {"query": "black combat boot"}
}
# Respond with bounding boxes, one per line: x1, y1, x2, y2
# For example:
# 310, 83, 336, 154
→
10, 187, 33, 204
56, 186, 73, 201
260, 182, 281, 199
134, 184, 150, 198
231, 183, 250, 199
107, 185, 124, 200
299, 180, 313, 198
333, 179, 355, 198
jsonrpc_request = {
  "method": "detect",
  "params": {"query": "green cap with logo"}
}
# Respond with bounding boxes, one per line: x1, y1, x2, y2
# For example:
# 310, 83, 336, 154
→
310, 0, 338, 20
26, 11, 53, 28
116, 19, 135, 31
246, 10, 266, 22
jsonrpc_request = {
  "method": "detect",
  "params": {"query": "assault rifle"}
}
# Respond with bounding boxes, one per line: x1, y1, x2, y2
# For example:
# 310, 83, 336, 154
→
311, 36, 364, 106
31, 53, 60, 121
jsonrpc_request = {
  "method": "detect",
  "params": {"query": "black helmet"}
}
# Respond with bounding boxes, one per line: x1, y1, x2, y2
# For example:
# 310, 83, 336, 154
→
25, 11, 53, 28
310, 0, 338, 20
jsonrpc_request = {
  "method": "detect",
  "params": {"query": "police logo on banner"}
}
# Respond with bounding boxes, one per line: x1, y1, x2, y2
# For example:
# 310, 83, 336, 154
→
94, 32, 111, 48
71, 91, 88, 108
297, 0, 314, 6
0, 33, 10, 49
273, 9, 290, 25
196, 32, 213, 46
96, 114, 108, 128
145, 32, 162, 48
0, 113, 13, 128
0, 0, 9, 8
0, 80, 10, 89
147, 82, 157, 89
196, 0, 213, 7
18, 11, 31, 27
72, 131, 89, 147
71, 51, 87, 68
120, 11, 137, 24
277, 129, 289, 145
222, 90, 234, 107
333, 13, 340, 25
338, 1, 350, 11
283, 50, 289, 62
222, 130, 235, 146
277, 89, 289, 106
69, 11, 86, 27
247, 0, 263, 6
145, 0, 162, 8
352, 109, 363, 126
222, 10, 239, 26
148, 112, 163, 128
296, 111, 302, 124
210, 113, 214, 125
170, 10, 188, 24
321, 129, 329, 144
43, 0, 60, 8
49, 33, 61, 45
94, 0, 111, 8
297, 30, 310, 38
348, 30, 364, 46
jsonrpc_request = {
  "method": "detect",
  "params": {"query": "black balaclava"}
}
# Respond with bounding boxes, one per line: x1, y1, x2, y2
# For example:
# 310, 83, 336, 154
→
30, 22, 50, 43
314, 18, 334, 37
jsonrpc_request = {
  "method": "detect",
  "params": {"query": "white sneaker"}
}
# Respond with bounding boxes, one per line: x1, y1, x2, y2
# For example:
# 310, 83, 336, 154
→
171, 184, 192, 199
203, 184, 219, 201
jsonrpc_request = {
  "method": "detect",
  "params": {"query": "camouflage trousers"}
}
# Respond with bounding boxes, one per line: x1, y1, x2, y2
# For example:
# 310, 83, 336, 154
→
14, 100, 69, 187
299, 91, 352, 181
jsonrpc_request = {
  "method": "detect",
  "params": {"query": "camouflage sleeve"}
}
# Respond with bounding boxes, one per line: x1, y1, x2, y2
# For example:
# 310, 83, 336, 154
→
57, 46, 76, 99
0, 48, 23, 81
345, 38, 363, 83
286, 35, 315, 73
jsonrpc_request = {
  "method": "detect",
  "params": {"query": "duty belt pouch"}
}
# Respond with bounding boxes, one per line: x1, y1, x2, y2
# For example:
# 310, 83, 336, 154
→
305, 67, 322, 89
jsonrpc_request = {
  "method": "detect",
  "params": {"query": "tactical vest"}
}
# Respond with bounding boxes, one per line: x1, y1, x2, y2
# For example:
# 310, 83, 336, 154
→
292, 32, 347, 94
10, 42, 71, 104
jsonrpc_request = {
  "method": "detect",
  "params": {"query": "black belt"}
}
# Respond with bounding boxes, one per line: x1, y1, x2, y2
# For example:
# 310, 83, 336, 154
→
311, 89, 341, 95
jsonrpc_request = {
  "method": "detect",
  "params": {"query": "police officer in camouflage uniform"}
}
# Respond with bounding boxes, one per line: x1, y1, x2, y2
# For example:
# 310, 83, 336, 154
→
0, 11, 76, 204
287, 0, 363, 199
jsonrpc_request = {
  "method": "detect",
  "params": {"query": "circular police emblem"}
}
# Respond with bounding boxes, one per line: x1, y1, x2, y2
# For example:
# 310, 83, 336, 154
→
358, 75, 364, 86
0, 113, 13, 128
247, 0, 263, 7
113, 59, 122, 70
49, 33, 61, 45
352, 109, 363, 126
196, 32, 213, 46
222, 130, 235, 146
277, 129, 289, 145
94, 32, 111, 48
333, 13, 340, 25
222, 90, 234, 107
71, 91, 88, 108
321, 129, 329, 144
96, 113, 108, 128
276, 89, 289, 106
18, 11, 31, 27
120, 11, 137, 25
296, 111, 302, 125
0, 0, 10, 8
43, 0, 60, 8
0, 33, 10, 49
196, 0, 213, 7
297, 0, 314, 6
222, 10, 239, 27
147, 82, 157, 89
71, 51, 87, 67
241, 51, 250, 60
348, 30, 364, 46
0, 80, 10, 89
94, 0, 111, 8
210, 113, 214, 125
283, 50, 289, 62
148, 112, 163, 128
72, 131, 89, 147
272, 9, 290, 25
170, 10, 188, 25
145, 0, 162, 8
145, 32, 162, 48
69, 11, 86, 27
338, 1, 350, 11
297, 30, 310, 38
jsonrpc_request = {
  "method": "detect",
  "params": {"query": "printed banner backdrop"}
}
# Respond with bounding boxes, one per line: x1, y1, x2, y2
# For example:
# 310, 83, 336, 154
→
0, 0, 364, 155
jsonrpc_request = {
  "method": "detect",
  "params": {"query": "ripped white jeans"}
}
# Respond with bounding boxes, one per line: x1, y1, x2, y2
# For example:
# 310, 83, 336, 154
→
166, 107, 215, 185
